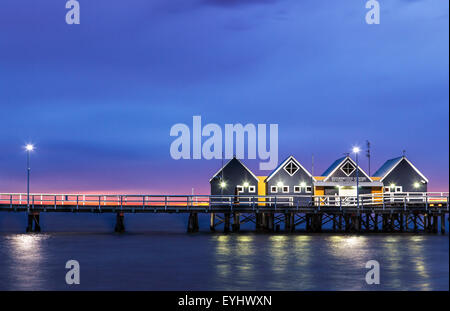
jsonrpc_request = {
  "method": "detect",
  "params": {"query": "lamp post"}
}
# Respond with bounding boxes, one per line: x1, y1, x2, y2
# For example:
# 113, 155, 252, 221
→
353, 147, 360, 209
25, 144, 34, 208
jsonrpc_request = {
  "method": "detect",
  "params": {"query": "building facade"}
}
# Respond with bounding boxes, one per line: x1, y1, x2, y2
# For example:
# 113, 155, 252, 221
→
210, 157, 259, 196
373, 156, 428, 193
209, 154, 429, 204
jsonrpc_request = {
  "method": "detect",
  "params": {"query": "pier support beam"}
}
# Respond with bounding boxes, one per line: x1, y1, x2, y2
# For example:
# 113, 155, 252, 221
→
115, 212, 125, 233
284, 213, 291, 232
266, 213, 274, 232
344, 214, 350, 232
232, 212, 240, 232
424, 214, 430, 233
210, 213, 215, 232
365, 213, 370, 232
433, 215, 438, 233
354, 215, 360, 232
441, 214, 446, 234
255, 213, 262, 232
187, 212, 199, 233
374, 214, 379, 232
290, 213, 295, 232
26, 212, 41, 233
223, 213, 230, 233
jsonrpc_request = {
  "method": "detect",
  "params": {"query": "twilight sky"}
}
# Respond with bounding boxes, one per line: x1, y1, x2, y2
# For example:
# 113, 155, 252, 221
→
0, 0, 448, 194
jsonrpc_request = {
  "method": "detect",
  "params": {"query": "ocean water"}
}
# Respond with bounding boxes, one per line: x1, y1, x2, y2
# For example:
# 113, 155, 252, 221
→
0, 213, 448, 291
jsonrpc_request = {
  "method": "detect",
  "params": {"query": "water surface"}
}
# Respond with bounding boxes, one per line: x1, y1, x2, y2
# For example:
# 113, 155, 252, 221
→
0, 213, 448, 290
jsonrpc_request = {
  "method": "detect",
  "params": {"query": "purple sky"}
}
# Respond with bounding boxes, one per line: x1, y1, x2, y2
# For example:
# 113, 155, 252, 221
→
0, 0, 448, 194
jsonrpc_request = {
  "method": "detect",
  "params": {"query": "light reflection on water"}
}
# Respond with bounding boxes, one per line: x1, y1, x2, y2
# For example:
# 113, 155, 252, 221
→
4, 234, 50, 290
0, 232, 448, 290
212, 234, 448, 291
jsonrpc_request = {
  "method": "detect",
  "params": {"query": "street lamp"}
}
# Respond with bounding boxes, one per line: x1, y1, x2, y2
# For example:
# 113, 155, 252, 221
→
352, 147, 360, 208
25, 144, 34, 208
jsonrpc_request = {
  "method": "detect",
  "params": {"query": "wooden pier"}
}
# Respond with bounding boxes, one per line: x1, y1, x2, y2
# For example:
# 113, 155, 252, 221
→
0, 192, 448, 234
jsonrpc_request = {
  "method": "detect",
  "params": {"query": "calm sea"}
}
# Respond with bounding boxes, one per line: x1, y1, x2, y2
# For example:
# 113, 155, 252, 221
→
0, 213, 448, 290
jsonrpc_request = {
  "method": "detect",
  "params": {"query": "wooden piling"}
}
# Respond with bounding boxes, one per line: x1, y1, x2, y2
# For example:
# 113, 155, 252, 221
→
255, 213, 262, 232
403, 213, 408, 232
344, 214, 350, 232
374, 214, 379, 232
232, 212, 240, 232
399, 213, 404, 232
433, 215, 438, 233
284, 213, 291, 232
115, 212, 125, 233
389, 213, 395, 232
26, 212, 41, 233
26, 214, 33, 233
441, 214, 446, 234
365, 213, 370, 232
267, 214, 274, 232
210, 213, 215, 232
34, 214, 41, 232
224, 213, 230, 233
290, 213, 295, 232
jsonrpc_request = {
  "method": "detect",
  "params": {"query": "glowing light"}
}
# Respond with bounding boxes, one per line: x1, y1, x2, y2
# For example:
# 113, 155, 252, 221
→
277, 182, 283, 187
300, 182, 306, 188
352, 147, 360, 153
243, 182, 249, 187
390, 183, 396, 188
414, 182, 420, 189
25, 144, 34, 151
220, 181, 226, 188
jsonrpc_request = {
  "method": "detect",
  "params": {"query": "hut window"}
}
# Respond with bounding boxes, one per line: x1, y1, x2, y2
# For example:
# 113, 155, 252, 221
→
282, 186, 289, 193
284, 161, 299, 176
236, 186, 244, 193
340, 161, 356, 176
306, 186, 312, 193
248, 186, 256, 193
271, 186, 277, 193
294, 186, 301, 193
384, 187, 390, 193
395, 186, 402, 193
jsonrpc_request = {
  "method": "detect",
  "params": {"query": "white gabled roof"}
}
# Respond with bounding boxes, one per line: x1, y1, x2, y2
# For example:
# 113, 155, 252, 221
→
266, 155, 316, 182
209, 157, 259, 183
323, 156, 373, 182
379, 156, 429, 183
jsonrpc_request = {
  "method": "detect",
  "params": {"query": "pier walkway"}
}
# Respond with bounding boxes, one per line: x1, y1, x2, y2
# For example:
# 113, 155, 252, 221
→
0, 192, 448, 234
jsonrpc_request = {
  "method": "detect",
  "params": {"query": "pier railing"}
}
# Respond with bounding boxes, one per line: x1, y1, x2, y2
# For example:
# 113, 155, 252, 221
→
0, 192, 448, 212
